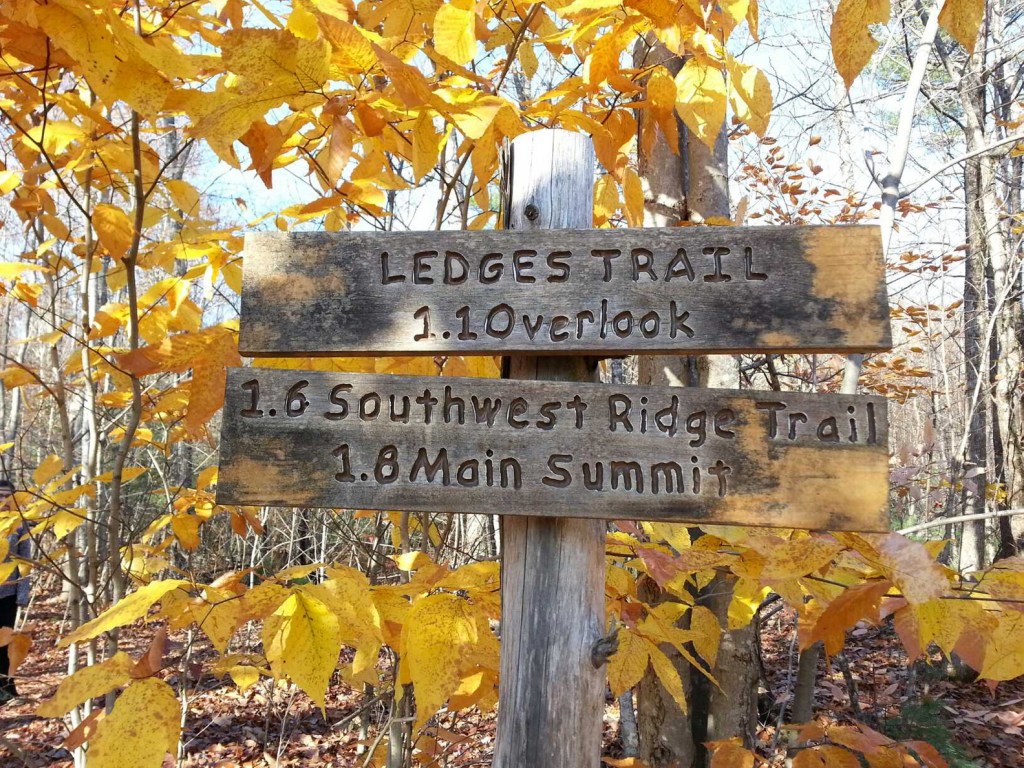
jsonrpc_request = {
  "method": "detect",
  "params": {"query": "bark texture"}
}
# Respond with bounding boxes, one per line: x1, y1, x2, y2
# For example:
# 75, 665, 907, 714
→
633, 36, 758, 768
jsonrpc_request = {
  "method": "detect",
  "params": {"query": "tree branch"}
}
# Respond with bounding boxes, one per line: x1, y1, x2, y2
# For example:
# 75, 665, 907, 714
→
900, 131, 1024, 198
899, 508, 1024, 536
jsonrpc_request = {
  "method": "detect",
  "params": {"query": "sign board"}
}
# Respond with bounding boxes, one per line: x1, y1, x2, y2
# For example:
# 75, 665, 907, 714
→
238, 225, 890, 357
216, 368, 890, 531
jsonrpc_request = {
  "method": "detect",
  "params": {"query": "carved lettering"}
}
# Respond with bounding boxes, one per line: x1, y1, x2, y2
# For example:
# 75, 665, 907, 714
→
220, 371, 889, 530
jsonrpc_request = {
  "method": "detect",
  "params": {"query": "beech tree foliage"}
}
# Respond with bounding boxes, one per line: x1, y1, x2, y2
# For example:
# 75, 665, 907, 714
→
0, 0, 1018, 766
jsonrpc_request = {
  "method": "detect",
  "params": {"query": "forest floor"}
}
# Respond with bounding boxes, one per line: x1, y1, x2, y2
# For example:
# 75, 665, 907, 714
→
1, 595, 1021, 767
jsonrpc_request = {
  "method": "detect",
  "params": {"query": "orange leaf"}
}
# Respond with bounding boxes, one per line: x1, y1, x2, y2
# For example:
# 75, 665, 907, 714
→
938, 0, 983, 54
831, 0, 890, 88
707, 739, 755, 768
62, 708, 105, 751
93, 204, 134, 260
0, 628, 30, 674
803, 580, 891, 655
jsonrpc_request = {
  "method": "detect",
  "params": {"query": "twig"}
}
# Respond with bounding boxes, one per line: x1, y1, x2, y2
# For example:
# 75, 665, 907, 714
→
899, 131, 1024, 199
898, 508, 1024, 536
835, 653, 861, 716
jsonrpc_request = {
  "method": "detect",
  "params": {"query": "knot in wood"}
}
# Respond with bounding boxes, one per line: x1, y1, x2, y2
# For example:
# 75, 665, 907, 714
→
590, 625, 620, 669
524, 203, 540, 221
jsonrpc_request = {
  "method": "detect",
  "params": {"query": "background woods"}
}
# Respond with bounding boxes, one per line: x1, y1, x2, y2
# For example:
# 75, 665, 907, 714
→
0, 0, 1022, 766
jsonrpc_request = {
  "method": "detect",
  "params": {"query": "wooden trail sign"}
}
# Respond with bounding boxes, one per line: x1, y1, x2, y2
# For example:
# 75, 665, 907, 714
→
218, 129, 894, 768
237, 224, 890, 357
216, 368, 890, 531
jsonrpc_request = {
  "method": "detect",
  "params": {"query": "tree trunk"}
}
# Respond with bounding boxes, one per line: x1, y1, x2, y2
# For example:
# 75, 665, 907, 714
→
633, 37, 757, 768
949, 10, 1024, 559
960, 149, 988, 572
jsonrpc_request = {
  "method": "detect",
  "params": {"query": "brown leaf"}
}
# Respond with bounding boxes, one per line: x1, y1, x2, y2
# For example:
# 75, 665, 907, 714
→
7, 632, 31, 674
132, 626, 167, 679
63, 708, 105, 751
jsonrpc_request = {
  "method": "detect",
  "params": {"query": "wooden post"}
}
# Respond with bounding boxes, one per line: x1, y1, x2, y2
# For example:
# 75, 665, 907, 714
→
494, 130, 606, 768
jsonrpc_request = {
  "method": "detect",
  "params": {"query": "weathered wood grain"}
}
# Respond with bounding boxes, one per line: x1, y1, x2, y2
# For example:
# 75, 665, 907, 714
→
493, 130, 606, 768
215, 368, 891, 531
238, 224, 891, 356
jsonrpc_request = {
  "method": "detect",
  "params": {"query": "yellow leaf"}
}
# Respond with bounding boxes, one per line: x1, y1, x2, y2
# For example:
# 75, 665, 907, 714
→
646, 639, 687, 713
0, 170, 20, 194
42, 213, 71, 241
85, 678, 180, 768
608, 629, 650, 696
171, 514, 202, 551
25, 119, 85, 155
0, 262, 47, 281
400, 592, 494, 730
165, 180, 200, 214
228, 664, 261, 692
319, 117, 353, 187
375, 45, 434, 107
36, 652, 135, 718
434, 0, 476, 66
520, 43, 538, 79
585, 25, 628, 87
11, 280, 42, 307
594, 174, 619, 224
558, 0, 620, 15
33, 453, 64, 486
912, 597, 980, 658
373, 585, 412, 647
93, 204, 134, 261
189, 29, 329, 156
726, 57, 771, 136
411, 111, 444, 183
395, 550, 434, 572
623, 167, 645, 226
739, 536, 841, 582
689, 605, 720, 667
979, 610, 1024, 681
643, 522, 691, 553
90, 306, 124, 339
436, 561, 500, 594
241, 581, 291, 621
49, 509, 87, 541
938, 0, 983, 53
310, 0, 353, 20
186, 350, 233, 435
646, 67, 677, 116
94, 466, 147, 484
802, 580, 891, 655
263, 592, 341, 711
831, 0, 890, 89
746, 1, 760, 41
674, 58, 727, 147
288, 0, 321, 39
0, 366, 36, 389
727, 577, 768, 630
190, 588, 245, 653
325, 20, 376, 72
719, 0, 749, 39
304, 566, 383, 657
61, 580, 189, 647
606, 564, 635, 600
